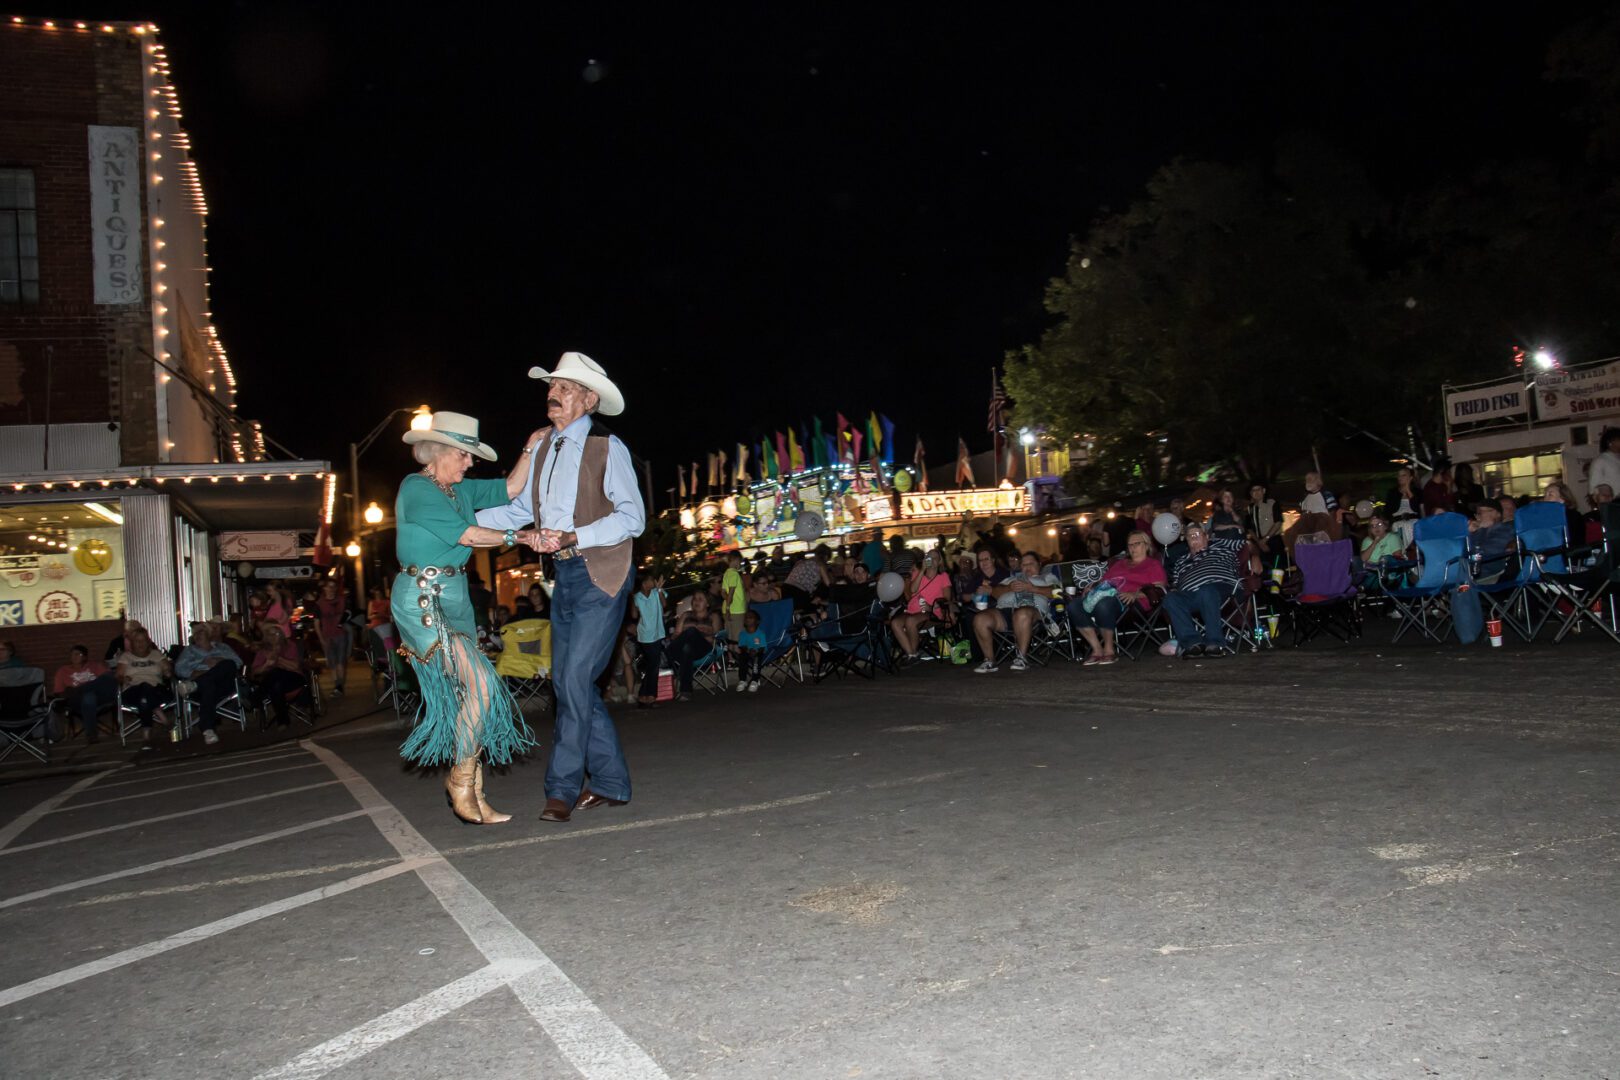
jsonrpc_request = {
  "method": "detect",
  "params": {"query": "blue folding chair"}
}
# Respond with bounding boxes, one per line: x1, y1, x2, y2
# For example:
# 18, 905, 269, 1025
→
1537, 502, 1619, 644
748, 599, 804, 687
1377, 533, 1469, 643
1509, 502, 1572, 640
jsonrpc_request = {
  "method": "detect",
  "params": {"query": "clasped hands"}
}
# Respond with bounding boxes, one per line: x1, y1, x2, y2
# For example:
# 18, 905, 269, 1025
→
516, 528, 573, 553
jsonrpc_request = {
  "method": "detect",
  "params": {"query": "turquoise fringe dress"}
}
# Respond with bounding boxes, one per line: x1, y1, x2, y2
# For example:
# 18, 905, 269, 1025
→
390, 472, 535, 766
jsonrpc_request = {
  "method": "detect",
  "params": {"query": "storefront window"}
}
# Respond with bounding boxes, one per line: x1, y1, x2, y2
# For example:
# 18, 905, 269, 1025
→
0, 501, 126, 629
1476, 452, 1564, 500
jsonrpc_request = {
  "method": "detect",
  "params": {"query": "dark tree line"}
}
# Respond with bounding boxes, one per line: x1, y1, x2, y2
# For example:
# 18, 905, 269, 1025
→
1006, 11, 1620, 497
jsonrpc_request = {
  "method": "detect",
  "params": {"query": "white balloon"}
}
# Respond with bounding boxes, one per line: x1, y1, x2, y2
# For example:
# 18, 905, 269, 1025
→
1151, 512, 1182, 547
1354, 499, 1375, 520
793, 511, 825, 541
876, 571, 906, 603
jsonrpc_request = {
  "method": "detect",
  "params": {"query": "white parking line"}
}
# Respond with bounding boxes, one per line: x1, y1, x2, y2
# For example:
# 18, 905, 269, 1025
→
0, 810, 370, 911
55, 762, 325, 810
93, 750, 310, 789
0, 857, 429, 1009
0, 768, 121, 851
126, 743, 309, 775
0, 781, 343, 856
251, 959, 542, 1080
301, 740, 670, 1080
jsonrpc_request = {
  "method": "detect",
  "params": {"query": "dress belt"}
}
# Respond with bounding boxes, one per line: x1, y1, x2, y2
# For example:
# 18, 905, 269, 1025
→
400, 564, 460, 579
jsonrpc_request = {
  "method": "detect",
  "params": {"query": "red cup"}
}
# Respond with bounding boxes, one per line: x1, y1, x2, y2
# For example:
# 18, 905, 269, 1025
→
1486, 618, 1503, 647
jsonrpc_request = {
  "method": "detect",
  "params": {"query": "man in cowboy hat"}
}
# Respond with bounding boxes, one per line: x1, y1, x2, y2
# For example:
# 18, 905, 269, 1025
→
477, 351, 645, 822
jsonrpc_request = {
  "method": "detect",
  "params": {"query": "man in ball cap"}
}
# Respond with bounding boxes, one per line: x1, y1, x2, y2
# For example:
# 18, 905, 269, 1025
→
477, 352, 646, 822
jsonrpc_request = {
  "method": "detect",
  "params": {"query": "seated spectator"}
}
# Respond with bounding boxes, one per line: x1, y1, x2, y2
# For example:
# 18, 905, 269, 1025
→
747, 570, 782, 604
116, 627, 173, 749
1133, 502, 1156, 537
1542, 481, 1587, 543
664, 590, 719, 701
1452, 463, 1486, 517
1468, 502, 1517, 583
1168, 496, 1193, 529
890, 551, 953, 662
250, 623, 310, 729
53, 645, 117, 744
971, 551, 1058, 673
0, 640, 22, 669
527, 583, 551, 620
1159, 523, 1247, 658
366, 585, 389, 628
823, 562, 876, 614
1071, 531, 1166, 666
1497, 493, 1517, 524
512, 595, 536, 619
1360, 513, 1405, 566
1206, 489, 1244, 538
105, 618, 143, 664
734, 609, 767, 693
176, 622, 242, 746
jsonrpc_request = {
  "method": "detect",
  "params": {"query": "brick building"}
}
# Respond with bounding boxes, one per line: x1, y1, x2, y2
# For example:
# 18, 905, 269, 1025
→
0, 18, 330, 662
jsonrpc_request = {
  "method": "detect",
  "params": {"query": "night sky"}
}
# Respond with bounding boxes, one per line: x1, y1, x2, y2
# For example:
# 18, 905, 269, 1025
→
122, 2, 1603, 505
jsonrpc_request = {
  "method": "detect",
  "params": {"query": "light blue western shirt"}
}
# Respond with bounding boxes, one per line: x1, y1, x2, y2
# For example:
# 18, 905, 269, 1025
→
475, 413, 645, 549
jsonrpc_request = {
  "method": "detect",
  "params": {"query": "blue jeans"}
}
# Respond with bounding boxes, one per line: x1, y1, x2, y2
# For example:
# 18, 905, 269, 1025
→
546, 557, 633, 804
1163, 584, 1229, 648
1068, 595, 1124, 631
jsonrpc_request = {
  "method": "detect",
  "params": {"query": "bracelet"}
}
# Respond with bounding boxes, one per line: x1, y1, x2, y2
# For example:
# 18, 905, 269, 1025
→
503, 529, 516, 546
521, 446, 534, 455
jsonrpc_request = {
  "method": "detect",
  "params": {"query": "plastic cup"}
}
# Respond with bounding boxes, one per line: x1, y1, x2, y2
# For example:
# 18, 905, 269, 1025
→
1266, 614, 1279, 638
1270, 568, 1285, 585
975, 595, 989, 610
1065, 586, 1077, 596
1486, 618, 1503, 648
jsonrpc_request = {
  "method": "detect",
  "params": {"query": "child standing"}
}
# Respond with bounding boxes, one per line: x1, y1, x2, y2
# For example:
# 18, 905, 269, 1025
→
735, 609, 766, 693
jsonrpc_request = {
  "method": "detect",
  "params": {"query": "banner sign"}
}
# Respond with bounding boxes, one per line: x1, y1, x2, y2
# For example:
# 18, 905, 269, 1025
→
1535, 360, 1620, 421
1445, 380, 1527, 426
0, 554, 41, 571
862, 494, 895, 523
219, 531, 300, 561
87, 125, 144, 305
900, 487, 1026, 520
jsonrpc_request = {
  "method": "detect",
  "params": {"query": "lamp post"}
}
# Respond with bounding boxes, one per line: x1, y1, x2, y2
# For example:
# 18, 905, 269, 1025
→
350, 405, 431, 603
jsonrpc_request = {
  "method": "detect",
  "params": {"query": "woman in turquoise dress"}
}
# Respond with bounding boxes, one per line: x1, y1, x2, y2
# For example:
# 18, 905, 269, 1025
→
393, 411, 537, 824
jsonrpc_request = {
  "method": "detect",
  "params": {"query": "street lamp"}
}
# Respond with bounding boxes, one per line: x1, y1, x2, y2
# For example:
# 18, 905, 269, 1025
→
350, 405, 431, 601
363, 501, 384, 525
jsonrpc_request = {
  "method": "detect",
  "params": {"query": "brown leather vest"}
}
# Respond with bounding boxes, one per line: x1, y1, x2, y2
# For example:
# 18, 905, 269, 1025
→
530, 427, 633, 596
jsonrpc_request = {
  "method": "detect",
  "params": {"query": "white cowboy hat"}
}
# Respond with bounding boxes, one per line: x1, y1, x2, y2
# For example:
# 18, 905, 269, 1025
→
401, 411, 497, 461
527, 351, 625, 416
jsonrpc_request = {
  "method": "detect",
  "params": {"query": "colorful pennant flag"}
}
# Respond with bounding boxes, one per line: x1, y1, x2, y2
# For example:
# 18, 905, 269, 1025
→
956, 437, 975, 487
913, 435, 928, 492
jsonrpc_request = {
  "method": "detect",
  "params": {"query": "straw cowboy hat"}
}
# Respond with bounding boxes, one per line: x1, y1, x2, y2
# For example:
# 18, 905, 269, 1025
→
401, 411, 497, 461
528, 351, 625, 416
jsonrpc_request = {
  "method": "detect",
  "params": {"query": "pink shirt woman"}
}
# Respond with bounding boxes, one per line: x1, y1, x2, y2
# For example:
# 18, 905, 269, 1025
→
906, 567, 952, 615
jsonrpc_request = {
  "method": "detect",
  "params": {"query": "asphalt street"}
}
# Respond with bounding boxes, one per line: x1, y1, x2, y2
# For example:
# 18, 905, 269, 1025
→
1, 638, 1616, 1080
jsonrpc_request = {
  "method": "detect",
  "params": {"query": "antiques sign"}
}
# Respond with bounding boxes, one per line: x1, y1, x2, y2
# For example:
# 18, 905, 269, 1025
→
900, 487, 1027, 520
87, 125, 144, 305
219, 531, 300, 561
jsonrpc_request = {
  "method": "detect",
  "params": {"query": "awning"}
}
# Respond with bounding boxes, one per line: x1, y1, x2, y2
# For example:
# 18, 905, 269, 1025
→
0, 461, 333, 533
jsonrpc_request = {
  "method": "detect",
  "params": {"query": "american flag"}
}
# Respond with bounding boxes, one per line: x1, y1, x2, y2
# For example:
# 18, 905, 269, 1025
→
987, 371, 1008, 434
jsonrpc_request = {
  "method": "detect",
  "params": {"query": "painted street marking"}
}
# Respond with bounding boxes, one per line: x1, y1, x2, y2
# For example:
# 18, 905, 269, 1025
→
0, 781, 343, 856
251, 959, 541, 1080
303, 740, 670, 1080
0, 768, 120, 850
0, 858, 429, 1009
93, 750, 310, 789
55, 762, 325, 810
0, 810, 370, 911
123, 742, 310, 775
73, 856, 400, 907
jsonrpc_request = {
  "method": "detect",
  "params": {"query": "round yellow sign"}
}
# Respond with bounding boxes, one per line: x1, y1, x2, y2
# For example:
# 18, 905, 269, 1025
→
73, 540, 114, 576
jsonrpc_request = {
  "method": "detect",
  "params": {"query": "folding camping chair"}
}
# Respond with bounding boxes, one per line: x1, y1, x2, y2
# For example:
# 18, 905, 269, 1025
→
808, 600, 889, 681
1113, 586, 1170, 659
495, 618, 552, 708
367, 623, 421, 721
1537, 501, 1620, 644
0, 666, 54, 764
1037, 563, 1083, 661
749, 599, 804, 687
690, 632, 731, 695
1510, 502, 1574, 640
1376, 531, 1469, 643
116, 680, 181, 746
1286, 539, 1361, 646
